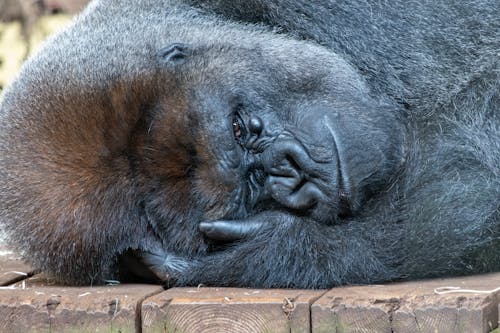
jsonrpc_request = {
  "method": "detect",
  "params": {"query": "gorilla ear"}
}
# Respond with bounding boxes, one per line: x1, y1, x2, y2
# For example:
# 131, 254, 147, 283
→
158, 43, 191, 64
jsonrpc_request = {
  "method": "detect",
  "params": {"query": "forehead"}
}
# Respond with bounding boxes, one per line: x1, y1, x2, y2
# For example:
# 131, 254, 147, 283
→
170, 42, 339, 101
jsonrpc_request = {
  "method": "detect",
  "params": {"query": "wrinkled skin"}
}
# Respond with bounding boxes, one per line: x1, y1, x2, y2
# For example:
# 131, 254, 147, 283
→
0, 0, 498, 288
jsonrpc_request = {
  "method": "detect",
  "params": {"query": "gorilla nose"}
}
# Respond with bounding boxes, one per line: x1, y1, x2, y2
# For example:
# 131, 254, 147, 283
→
262, 138, 326, 210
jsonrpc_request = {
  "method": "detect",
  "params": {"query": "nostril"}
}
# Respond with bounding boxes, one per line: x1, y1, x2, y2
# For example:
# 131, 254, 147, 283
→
269, 155, 301, 179
284, 153, 301, 172
262, 139, 313, 174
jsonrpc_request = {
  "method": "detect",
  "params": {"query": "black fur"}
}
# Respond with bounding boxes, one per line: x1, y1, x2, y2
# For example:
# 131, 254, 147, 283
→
0, 0, 498, 288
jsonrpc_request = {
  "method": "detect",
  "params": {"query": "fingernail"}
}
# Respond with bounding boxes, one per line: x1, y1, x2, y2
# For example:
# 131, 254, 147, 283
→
199, 221, 212, 234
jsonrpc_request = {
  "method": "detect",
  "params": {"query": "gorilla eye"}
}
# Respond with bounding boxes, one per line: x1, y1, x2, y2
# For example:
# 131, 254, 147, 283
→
232, 117, 243, 139
232, 113, 248, 145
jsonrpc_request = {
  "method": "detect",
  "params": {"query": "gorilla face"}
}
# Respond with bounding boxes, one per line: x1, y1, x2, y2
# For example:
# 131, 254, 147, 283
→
143, 41, 406, 229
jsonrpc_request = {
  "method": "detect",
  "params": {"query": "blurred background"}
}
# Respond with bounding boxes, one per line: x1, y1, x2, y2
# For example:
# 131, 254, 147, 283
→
0, 0, 89, 95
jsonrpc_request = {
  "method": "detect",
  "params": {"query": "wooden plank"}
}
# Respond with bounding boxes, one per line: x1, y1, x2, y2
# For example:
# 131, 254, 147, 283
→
0, 245, 32, 285
312, 272, 500, 333
0, 275, 163, 333
142, 287, 326, 333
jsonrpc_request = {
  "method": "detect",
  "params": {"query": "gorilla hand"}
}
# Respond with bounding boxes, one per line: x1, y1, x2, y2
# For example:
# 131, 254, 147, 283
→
120, 247, 195, 284
199, 217, 265, 242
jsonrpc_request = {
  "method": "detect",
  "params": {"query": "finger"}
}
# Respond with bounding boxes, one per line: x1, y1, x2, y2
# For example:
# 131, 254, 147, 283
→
199, 219, 264, 241
127, 249, 193, 284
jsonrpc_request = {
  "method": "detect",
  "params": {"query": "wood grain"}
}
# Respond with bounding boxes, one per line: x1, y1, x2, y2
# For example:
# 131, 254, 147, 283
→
312, 272, 500, 333
0, 275, 163, 333
142, 287, 326, 333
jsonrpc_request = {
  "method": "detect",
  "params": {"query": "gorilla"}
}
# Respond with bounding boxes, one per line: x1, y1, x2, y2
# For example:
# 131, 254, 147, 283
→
0, 0, 498, 288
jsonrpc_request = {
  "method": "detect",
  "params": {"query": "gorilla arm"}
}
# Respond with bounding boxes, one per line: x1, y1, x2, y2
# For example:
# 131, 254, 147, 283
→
129, 206, 396, 288
133, 216, 264, 284
183, 211, 398, 288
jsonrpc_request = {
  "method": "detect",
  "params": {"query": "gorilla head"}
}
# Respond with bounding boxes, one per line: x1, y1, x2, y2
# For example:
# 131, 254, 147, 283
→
0, 0, 498, 288
146, 40, 405, 226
